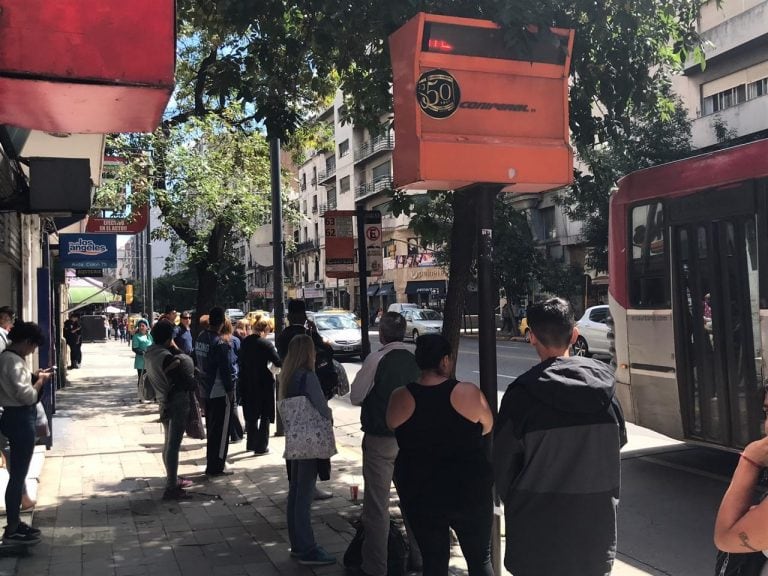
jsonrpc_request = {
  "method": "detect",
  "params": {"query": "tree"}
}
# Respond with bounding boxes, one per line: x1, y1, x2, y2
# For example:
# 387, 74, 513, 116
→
100, 108, 280, 316
153, 261, 246, 313
157, 0, 711, 355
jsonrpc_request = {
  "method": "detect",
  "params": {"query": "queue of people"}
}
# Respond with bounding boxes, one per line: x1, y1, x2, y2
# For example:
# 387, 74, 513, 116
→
114, 296, 628, 573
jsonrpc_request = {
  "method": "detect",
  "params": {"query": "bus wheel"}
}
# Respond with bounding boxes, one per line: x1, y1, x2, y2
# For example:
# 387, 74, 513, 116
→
572, 336, 588, 357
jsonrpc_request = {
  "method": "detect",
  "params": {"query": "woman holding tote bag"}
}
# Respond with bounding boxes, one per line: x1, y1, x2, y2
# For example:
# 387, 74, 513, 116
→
278, 334, 336, 566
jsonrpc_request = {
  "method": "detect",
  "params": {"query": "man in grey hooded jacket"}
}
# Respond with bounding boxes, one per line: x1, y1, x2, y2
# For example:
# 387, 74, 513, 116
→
494, 297, 626, 576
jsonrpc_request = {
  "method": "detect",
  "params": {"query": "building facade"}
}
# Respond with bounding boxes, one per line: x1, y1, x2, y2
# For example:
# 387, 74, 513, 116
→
673, 0, 768, 149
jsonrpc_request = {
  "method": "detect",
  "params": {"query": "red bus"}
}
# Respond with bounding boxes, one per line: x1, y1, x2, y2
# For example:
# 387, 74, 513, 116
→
609, 138, 768, 450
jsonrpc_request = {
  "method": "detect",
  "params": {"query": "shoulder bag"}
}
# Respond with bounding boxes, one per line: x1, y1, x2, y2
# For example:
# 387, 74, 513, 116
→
277, 374, 337, 460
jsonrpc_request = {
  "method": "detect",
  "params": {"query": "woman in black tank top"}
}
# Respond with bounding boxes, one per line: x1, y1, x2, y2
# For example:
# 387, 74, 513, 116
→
387, 334, 494, 576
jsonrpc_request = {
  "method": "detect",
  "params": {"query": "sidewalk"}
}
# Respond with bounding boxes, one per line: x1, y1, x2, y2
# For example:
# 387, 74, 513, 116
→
5, 339, 681, 576
10, 340, 472, 576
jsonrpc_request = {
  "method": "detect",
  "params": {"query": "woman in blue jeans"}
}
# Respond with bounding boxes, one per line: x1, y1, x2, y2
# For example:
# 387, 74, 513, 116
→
0, 322, 51, 545
279, 334, 336, 566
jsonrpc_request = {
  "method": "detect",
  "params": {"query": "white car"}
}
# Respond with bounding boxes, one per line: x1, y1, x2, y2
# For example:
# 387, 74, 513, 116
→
225, 308, 245, 322
403, 308, 443, 340
313, 313, 362, 358
573, 305, 611, 357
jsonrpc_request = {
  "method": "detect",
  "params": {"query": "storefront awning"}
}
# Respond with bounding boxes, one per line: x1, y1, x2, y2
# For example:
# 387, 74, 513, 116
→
68, 286, 115, 306
404, 280, 446, 295
367, 285, 379, 296
378, 283, 396, 296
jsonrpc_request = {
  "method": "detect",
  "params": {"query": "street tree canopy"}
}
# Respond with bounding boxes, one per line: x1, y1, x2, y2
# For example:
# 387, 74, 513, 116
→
100, 107, 281, 315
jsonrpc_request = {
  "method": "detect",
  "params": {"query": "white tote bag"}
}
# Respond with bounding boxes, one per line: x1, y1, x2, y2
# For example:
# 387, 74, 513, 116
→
277, 395, 337, 460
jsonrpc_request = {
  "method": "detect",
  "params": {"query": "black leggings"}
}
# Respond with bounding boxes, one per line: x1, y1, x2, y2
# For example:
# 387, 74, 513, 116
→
403, 495, 494, 576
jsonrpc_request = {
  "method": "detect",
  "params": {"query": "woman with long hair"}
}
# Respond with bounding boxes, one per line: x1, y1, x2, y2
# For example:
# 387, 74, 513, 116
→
219, 319, 244, 443
239, 319, 280, 455
387, 333, 494, 576
0, 322, 50, 545
280, 334, 336, 566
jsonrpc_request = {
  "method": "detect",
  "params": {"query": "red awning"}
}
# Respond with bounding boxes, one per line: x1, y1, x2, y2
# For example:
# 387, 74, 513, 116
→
0, 0, 175, 133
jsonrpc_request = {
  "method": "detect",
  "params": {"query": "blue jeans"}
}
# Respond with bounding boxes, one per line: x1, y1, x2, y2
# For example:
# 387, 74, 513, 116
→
287, 459, 318, 554
162, 395, 190, 490
0, 406, 36, 529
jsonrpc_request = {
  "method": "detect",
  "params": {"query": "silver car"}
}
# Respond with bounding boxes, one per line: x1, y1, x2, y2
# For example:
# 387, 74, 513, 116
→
313, 313, 362, 358
403, 308, 443, 340
573, 305, 610, 357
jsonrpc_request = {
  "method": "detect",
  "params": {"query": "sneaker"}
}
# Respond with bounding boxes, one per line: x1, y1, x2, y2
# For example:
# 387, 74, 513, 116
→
206, 469, 234, 477
177, 478, 193, 489
289, 549, 302, 558
252, 448, 271, 456
3, 522, 41, 545
298, 546, 336, 566
313, 487, 333, 500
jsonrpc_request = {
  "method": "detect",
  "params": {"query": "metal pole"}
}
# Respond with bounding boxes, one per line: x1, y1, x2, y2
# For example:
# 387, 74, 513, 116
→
270, 137, 285, 339
356, 204, 371, 359
477, 185, 501, 576
146, 229, 154, 324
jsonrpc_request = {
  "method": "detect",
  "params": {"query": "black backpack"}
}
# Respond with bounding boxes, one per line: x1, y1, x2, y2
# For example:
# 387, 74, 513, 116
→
343, 519, 409, 576
315, 345, 339, 400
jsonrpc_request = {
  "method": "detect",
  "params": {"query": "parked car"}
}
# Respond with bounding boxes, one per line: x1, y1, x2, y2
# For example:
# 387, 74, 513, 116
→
403, 308, 443, 340
388, 303, 420, 315
312, 313, 363, 358
573, 305, 611, 357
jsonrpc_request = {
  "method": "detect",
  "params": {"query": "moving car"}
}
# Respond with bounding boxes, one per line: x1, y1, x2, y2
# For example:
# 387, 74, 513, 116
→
403, 308, 443, 340
572, 305, 611, 357
313, 313, 362, 358
388, 303, 420, 315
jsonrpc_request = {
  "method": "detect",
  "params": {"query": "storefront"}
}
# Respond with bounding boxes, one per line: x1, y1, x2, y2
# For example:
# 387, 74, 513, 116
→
405, 280, 446, 310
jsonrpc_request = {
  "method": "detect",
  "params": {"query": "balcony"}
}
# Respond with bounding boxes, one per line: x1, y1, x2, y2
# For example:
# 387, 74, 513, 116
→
691, 96, 768, 148
355, 177, 393, 200
295, 239, 319, 254
354, 134, 395, 165
312, 204, 318, 214
318, 202, 327, 215
319, 160, 337, 184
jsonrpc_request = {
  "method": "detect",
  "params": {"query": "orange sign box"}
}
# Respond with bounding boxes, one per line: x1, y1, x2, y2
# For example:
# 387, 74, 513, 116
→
389, 13, 574, 193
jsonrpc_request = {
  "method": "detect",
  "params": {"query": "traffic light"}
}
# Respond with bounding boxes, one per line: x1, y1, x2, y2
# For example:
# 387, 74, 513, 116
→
125, 284, 134, 304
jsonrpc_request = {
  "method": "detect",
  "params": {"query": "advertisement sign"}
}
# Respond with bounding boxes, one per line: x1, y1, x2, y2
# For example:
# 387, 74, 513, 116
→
86, 203, 149, 234
325, 211, 356, 279
364, 210, 383, 277
59, 233, 117, 269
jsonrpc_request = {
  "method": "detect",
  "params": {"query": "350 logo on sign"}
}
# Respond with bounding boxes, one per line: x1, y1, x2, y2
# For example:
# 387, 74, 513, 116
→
416, 69, 461, 119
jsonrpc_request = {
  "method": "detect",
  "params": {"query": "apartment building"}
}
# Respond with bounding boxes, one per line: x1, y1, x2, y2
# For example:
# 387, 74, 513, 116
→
673, 0, 768, 149
287, 92, 449, 314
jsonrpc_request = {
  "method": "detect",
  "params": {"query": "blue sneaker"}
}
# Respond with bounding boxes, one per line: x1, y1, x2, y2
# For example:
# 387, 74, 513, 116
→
298, 546, 336, 566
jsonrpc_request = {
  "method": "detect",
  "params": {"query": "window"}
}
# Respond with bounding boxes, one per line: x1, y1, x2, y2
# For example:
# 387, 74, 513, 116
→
372, 160, 391, 182
311, 167, 317, 186
630, 202, 669, 308
327, 187, 337, 209
339, 140, 350, 158
300, 173, 307, 191
747, 77, 768, 100
541, 207, 557, 240
702, 84, 748, 115
589, 307, 609, 324
340, 176, 351, 193
312, 195, 318, 213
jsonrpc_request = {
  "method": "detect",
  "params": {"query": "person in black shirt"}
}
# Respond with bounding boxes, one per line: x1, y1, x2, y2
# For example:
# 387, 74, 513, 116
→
174, 311, 194, 355
63, 313, 82, 369
239, 319, 281, 455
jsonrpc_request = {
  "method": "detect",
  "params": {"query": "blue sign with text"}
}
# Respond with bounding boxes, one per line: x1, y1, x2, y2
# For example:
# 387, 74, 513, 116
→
59, 233, 117, 269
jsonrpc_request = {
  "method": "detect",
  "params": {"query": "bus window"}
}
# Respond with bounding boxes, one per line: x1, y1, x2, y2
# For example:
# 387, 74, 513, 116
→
630, 202, 669, 308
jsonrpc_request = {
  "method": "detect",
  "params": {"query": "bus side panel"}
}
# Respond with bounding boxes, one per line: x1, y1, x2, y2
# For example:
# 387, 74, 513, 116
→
626, 309, 685, 441
608, 296, 633, 422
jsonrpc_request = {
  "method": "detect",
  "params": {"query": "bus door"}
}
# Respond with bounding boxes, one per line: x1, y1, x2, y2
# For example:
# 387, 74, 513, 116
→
669, 185, 762, 448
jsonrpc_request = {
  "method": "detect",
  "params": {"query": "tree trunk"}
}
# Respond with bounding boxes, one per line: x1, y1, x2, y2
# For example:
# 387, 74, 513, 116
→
441, 189, 477, 377
193, 220, 230, 328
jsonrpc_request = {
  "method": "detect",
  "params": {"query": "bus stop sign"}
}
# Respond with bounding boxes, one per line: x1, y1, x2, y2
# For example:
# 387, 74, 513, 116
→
389, 13, 574, 193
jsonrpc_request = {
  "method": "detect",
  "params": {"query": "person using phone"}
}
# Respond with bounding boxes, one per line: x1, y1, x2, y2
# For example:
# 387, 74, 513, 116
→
0, 322, 49, 545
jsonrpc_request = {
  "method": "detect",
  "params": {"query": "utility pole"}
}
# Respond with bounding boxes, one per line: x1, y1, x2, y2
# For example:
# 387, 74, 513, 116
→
355, 203, 371, 359
146, 224, 154, 322
270, 137, 285, 339
477, 184, 502, 576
